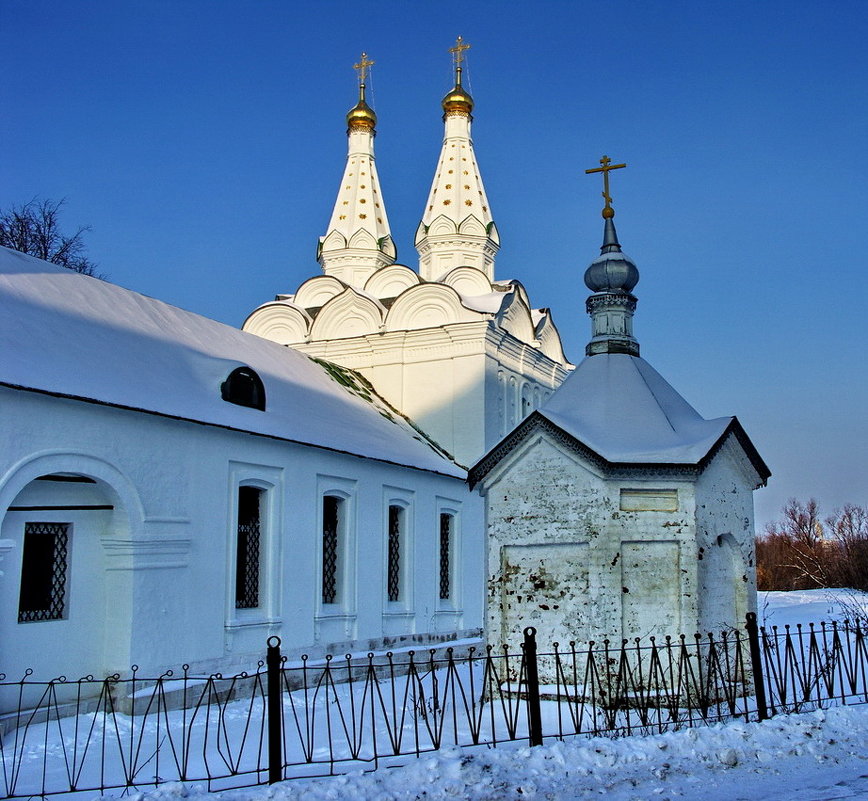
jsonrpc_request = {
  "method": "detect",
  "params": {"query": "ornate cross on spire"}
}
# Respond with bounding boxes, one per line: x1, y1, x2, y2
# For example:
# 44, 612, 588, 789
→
449, 36, 471, 82
353, 52, 374, 85
585, 155, 627, 218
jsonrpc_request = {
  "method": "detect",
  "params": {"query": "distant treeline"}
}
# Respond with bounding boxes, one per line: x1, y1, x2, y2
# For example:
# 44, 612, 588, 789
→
756, 499, 868, 592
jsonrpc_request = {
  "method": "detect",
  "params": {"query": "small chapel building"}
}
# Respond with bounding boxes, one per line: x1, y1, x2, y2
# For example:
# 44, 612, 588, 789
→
470, 175, 770, 662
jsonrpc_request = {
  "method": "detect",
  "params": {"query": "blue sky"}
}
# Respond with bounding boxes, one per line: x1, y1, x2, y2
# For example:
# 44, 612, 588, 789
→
3, 1, 867, 528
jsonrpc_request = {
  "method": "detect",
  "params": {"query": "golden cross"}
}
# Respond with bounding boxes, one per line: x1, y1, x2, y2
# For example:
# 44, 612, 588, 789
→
353, 52, 374, 84
449, 36, 471, 71
585, 155, 627, 211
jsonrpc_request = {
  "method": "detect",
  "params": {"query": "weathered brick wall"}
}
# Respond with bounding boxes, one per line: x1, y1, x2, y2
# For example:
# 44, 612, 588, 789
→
482, 431, 758, 679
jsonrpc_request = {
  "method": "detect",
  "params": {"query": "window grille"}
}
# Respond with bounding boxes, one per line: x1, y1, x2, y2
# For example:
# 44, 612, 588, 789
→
439, 513, 452, 601
322, 496, 339, 604
19, 522, 69, 622
387, 505, 401, 602
235, 487, 262, 609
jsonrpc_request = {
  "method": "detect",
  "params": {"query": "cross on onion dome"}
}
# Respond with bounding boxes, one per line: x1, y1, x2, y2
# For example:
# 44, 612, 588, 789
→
585, 155, 627, 218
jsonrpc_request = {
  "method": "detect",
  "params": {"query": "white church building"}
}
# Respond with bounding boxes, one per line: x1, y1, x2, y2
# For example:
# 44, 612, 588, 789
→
243, 45, 572, 467
0, 246, 483, 698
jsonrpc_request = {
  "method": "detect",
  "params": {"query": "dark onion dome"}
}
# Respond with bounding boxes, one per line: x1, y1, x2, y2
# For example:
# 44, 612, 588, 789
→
584, 217, 639, 293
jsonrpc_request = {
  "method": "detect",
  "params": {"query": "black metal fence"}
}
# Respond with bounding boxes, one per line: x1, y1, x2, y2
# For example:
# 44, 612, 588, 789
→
2, 613, 867, 798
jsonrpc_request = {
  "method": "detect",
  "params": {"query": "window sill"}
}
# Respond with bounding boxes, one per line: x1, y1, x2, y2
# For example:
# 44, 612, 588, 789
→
383, 608, 415, 618
225, 615, 282, 631
315, 610, 356, 622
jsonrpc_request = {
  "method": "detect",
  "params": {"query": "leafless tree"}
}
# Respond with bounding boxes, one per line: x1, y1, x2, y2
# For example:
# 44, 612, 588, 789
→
827, 504, 868, 591
0, 198, 101, 276
757, 499, 868, 591
764, 498, 834, 589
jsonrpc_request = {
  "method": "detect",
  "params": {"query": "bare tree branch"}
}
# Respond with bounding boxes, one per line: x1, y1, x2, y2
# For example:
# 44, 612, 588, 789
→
0, 197, 102, 277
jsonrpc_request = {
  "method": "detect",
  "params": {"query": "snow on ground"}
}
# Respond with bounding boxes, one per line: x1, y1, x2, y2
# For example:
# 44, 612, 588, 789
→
120, 591, 868, 801
759, 588, 868, 630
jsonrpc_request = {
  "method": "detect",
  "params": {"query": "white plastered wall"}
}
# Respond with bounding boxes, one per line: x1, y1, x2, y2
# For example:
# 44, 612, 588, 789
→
0, 386, 484, 707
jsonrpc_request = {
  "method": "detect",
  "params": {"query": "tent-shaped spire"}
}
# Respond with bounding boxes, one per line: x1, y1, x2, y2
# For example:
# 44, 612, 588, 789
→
415, 37, 499, 282
318, 52, 396, 288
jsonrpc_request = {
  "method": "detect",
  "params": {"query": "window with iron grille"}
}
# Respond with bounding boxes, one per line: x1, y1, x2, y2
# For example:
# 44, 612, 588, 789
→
235, 487, 262, 609
439, 513, 453, 601
387, 505, 402, 602
322, 495, 340, 604
19, 522, 69, 623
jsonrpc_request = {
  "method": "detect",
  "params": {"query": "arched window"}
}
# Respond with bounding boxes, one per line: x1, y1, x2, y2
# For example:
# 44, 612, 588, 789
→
221, 366, 266, 411
322, 495, 344, 605
235, 486, 263, 609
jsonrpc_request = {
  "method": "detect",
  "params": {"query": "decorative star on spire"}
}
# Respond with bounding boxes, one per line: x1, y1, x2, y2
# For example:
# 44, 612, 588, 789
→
585, 155, 627, 218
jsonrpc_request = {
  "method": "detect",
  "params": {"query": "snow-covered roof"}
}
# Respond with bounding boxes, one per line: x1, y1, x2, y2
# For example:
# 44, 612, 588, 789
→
541, 354, 732, 464
0, 247, 463, 478
472, 353, 769, 482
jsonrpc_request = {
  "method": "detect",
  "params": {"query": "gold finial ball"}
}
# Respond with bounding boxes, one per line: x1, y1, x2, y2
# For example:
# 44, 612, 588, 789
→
602, 206, 615, 219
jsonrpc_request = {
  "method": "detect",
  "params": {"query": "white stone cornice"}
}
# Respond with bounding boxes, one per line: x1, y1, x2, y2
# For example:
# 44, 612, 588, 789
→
102, 536, 192, 571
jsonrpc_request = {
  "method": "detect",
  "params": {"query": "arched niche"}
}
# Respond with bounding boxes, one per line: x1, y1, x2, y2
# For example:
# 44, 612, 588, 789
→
243, 302, 311, 346
348, 228, 378, 250
294, 275, 346, 310
487, 221, 501, 246
309, 288, 385, 341
379, 234, 397, 259
385, 283, 479, 332
319, 230, 347, 253
495, 291, 536, 345
440, 266, 492, 297
364, 263, 421, 300
457, 214, 487, 237
426, 215, 459, 237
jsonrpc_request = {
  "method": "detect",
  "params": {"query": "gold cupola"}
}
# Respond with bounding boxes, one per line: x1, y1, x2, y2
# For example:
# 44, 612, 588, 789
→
347, 52, 377, 132
442, 36, 474, 117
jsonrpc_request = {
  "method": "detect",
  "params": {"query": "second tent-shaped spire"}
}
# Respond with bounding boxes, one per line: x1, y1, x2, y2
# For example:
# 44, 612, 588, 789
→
415, 37, 499, 282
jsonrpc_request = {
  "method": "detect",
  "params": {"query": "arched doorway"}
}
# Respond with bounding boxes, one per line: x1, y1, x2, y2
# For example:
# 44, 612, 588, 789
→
0, 454, 140, 711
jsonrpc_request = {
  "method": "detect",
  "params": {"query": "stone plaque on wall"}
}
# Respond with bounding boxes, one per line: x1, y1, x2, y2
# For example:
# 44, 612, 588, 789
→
619, 488, 678, 512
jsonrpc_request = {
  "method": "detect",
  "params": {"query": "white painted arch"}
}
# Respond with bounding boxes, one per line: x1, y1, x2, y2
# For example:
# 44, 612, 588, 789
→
310, 288, 385, 340
385, 283, 479, 332
364, 263, 421, 300
294, 275, 347, 310
242, 302, 311, 346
